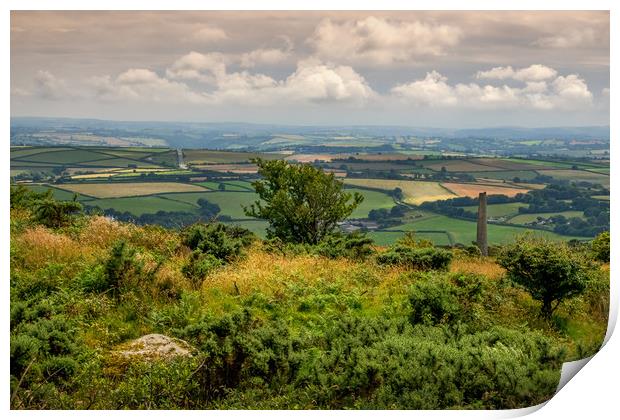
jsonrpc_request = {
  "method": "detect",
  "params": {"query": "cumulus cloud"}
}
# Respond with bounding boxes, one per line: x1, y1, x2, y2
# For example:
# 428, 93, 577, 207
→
88, 68, 207, 104
476, 65, 558, 82
33, 70, 70, 99
239, 36, 293, 68
85, 56, 374, 107
281, 59, 375, 104
392, 70, 592, 110
201, 59, 375, 106
390, 71, 457, 106
534, 28, 599, 48
165, 51, 228, 84
308, 17, 462, 66
192, 25, 228, 43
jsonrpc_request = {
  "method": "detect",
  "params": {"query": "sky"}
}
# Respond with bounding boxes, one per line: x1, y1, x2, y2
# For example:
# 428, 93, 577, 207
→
10, 11, 610, 127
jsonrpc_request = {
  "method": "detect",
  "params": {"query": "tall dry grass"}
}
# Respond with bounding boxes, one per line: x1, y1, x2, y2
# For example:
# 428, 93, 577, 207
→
450, 256, 505, 280
14, 225, 90, 269
202, 247, 407, 298
77, 216, 133, 250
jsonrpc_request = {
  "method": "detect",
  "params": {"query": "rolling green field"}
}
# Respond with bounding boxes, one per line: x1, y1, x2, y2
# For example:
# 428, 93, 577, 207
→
468, 170, 539, 181
183, 150, 283, 164
160, 191, 258, 219
385, 214, 587, 245
537, 169, 610, 187
24, 184, 86, 201
345, 187, 395, 218
461, 202, 526, 218
13, 147, 607, 246
82, 196, 196, 215
507, 211, 585, 224
14, 149, 111, 164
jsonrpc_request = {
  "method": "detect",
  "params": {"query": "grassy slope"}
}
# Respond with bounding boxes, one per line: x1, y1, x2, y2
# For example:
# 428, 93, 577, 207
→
9, 212, 609, 409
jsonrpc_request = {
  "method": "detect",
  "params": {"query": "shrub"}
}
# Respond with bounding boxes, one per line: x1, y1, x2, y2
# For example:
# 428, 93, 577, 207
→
377, 246, 452, 270
591, 231, 610, 263
497, 235, 590, 318
182, 223, 253, 262
314, 231, 375, 260
34, 199, 83, 228
408, 277, 461, 325
182, 251, 223, 286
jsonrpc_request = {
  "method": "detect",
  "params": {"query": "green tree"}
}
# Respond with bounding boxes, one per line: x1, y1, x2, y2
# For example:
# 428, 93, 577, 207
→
497, 235, 590, 319
244, 159, 363, 244
591, 231, 610, 262
34, 199, 82, 228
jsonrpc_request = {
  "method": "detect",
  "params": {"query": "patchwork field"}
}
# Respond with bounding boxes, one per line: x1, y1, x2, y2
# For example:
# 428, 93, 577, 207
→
421, 160, 501, 172
184, 150, 283, 164
468, 170, 539, 181
160, 191, 258, 219
461, 202, 526, 218
344, 188, 396, 219
385, 214, 587, 245
82, 196, 197, 216
507, 211, 585, 225
25, 184, 86, 201
59, 182, 206, 198
193, 164, 259, 174
442, 183, 529, 198
15, 149, 112, 164
537, 169, 610, 187
342, 179, 455, 205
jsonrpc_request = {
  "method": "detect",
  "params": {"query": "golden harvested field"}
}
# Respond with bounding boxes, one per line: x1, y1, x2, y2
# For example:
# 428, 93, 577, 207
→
59, 182, 207, 198
442, 182, 529, 198
286, 154, 336, 163
342, 178, 455, 205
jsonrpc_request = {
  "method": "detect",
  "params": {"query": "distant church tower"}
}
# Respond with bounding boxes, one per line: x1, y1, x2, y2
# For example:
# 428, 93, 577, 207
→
477, 192, 488, 256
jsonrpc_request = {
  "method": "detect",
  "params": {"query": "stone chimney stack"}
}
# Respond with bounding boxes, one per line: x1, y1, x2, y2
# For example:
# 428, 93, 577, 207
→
477, 192, 488, 256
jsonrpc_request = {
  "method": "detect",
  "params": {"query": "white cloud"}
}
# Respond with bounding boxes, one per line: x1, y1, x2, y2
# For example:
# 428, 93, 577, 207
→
192, 25, 228, 43
551, 74, 593, 107
89, 68, 207, 104
392, 70, 592, 110
240, 47, 290, 68
308, 17, 462, 66
534, 28, 599, 48
476, 64, 557, 82
33, 70, 70, 99
165, 51, 228, 84
281, 59, 375, 104
390, 71, 457, 106
240, 37, 293, 68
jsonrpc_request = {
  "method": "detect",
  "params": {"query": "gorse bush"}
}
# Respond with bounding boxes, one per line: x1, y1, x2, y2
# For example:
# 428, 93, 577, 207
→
591, 231, 610, 263
263, 231, 375, 260
182, 223, 254, 262
377, 246, 452, 270
182, 251, 223, 286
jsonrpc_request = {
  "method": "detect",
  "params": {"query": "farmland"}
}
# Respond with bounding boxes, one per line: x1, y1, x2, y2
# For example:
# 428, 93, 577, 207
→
11, 145, 609, 245
442, 182, 529, 198
343, 178, 455, 204
59, 182, 207, 198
